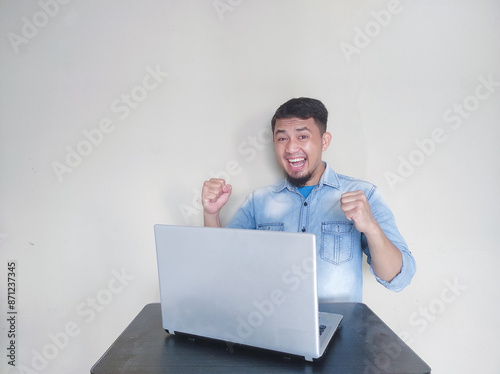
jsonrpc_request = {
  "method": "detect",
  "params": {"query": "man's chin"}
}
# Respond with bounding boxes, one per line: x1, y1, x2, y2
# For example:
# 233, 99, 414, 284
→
286, 172, 312, 188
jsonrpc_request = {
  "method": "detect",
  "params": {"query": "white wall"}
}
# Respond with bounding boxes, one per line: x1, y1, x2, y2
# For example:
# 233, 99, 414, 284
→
1, 0, 499, 373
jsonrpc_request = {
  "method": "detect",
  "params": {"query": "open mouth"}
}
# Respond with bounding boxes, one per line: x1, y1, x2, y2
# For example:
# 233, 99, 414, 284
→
287, 157, 306, 169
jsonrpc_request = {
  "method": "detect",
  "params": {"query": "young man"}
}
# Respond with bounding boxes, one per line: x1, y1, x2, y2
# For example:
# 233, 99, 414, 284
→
202, 97, 415, 302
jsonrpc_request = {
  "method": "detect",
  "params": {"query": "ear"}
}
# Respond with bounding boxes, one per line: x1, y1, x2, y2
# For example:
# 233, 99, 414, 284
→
321, 132, 332, 151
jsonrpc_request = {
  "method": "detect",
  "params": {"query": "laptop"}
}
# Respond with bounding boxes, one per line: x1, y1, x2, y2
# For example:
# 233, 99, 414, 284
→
154, 224, 343, 361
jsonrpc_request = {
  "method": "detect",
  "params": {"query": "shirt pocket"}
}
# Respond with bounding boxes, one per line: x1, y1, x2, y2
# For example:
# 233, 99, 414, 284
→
257, 223, 284, 231
321, 221, 354, 265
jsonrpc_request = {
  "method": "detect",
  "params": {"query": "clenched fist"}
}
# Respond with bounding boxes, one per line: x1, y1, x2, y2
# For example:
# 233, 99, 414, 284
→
340, 190, 378, 234
201, 178, 232, 226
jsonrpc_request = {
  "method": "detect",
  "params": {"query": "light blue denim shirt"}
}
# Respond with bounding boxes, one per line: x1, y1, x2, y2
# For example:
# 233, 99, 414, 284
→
226, 164, 416, 302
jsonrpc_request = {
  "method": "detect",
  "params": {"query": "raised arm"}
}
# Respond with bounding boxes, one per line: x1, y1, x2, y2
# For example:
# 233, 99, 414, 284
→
340, 190, 403, 282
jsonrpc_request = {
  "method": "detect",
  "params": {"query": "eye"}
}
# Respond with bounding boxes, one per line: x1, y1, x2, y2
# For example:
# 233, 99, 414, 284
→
299, 135, 308, 140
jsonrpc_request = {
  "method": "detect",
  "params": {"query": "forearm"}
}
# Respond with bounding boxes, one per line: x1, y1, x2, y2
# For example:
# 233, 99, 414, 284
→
364, 224, 403, 282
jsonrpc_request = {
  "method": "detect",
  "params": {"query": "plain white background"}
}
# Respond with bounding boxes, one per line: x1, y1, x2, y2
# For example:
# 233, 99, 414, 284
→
1, 0, 499, 373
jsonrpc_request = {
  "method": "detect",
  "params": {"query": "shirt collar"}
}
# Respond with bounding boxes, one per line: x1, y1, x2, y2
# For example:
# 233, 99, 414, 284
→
273, 162, 341, 193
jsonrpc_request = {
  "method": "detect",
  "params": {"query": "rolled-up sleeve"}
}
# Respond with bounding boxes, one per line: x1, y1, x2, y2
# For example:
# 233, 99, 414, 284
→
363, 187, 416, 292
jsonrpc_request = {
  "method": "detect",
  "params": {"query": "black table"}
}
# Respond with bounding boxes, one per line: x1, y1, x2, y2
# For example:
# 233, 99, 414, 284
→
91, 303, 431, 373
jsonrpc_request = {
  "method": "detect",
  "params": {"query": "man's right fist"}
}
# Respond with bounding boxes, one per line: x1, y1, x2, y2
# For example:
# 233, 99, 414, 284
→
201, 178, 232, 216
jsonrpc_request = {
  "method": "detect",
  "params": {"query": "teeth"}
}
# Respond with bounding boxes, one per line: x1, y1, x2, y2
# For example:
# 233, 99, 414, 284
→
289, 158, 305, 163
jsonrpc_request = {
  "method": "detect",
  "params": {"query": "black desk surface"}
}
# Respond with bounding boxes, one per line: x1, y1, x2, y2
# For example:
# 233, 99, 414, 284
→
91, 303, 431, 373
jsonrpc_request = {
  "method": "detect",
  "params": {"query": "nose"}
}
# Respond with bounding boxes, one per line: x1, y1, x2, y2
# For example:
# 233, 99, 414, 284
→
285, 137, 299, 154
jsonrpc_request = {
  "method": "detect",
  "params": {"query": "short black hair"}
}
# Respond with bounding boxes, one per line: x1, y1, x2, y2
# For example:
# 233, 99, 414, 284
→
271, 97, 328, 135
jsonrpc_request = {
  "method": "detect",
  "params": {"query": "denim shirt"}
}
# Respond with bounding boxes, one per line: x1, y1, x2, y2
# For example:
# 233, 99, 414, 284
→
226, 164, 416, 302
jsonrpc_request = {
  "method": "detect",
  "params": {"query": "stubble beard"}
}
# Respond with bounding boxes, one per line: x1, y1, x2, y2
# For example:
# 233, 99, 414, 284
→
286, 171, 313, 188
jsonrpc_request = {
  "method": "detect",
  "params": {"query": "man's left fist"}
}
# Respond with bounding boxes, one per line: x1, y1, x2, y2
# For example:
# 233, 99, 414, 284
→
340, 190, 378, 234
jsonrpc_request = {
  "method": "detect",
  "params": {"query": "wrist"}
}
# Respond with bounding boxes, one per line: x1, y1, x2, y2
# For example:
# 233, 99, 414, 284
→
203, 211, 221, 227
361, 220, 382, 237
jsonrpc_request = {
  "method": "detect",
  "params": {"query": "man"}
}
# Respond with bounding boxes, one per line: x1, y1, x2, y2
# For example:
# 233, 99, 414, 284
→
202, 97, 415, 302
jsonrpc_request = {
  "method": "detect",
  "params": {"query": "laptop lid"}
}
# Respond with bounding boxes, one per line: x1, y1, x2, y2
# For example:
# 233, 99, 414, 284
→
154, 225, 341, 361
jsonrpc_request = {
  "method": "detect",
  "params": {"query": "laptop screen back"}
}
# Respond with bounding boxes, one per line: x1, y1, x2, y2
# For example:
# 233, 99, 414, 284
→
154, 225, 321, 358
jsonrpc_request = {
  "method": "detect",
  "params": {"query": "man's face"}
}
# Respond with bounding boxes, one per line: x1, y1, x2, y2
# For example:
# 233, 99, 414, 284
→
273, 117, 332, 187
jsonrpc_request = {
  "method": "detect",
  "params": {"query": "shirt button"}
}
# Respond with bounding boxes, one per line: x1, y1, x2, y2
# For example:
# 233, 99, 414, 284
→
302, 228, 306, 232
304, 202, 308, 206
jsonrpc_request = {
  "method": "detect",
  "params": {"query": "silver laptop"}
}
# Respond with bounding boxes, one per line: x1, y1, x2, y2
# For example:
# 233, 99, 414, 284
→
154, 225, 343, 361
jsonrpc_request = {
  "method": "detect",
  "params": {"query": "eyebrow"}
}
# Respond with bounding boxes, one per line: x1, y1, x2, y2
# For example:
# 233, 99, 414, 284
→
274, 126, 311, 135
